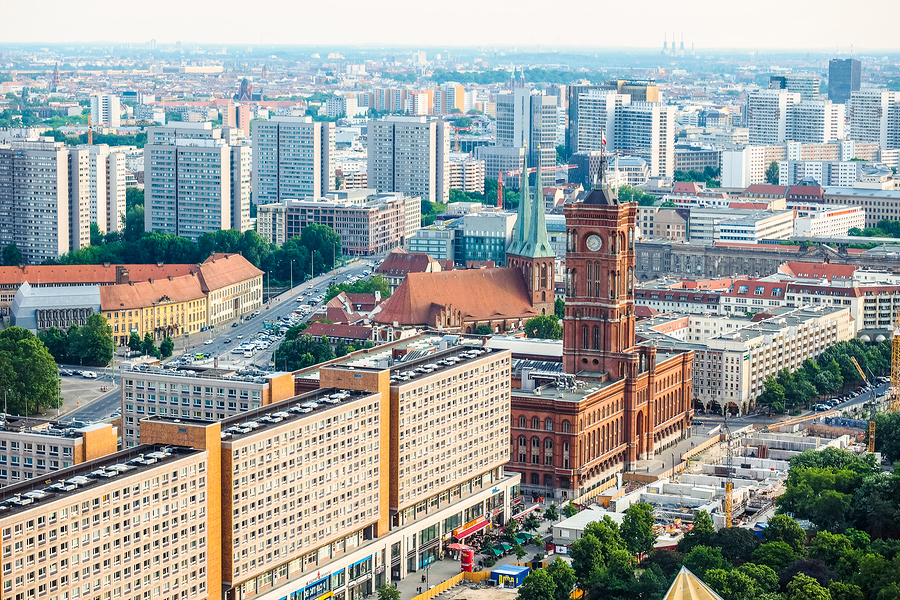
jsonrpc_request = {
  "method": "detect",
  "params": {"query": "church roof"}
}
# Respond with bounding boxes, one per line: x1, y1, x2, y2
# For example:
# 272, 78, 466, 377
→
662, 567, 724, 600
508, 148, 555, 259
373, 268, 537, 326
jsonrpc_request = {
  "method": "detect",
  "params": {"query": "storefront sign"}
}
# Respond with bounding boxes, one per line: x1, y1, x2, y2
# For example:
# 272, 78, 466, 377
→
302, 576, 332, 600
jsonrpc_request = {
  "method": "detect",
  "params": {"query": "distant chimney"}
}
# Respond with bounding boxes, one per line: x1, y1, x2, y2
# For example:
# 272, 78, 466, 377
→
116, 266, 130, 285
157, 262, 164, 267
148, 278, 153, 284
168, 276, 173, 281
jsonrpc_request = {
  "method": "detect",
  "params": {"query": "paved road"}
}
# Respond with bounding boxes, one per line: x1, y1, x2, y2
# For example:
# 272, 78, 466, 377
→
55, 258, 381, 425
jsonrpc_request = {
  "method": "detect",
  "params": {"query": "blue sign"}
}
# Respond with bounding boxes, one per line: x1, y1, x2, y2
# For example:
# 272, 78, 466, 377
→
303, 576, 331, 600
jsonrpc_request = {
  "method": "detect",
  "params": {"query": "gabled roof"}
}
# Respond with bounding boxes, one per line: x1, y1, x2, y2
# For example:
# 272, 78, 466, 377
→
779, 262, 858, 281
194, 253, 264, 293
672, 182, 703, 195
663, 567, 723, 600
373, 267, 537, 326
99, 274, 205, 310
742, 184, 788, 198
0, 263, 193, 287
376, 249, 442, 276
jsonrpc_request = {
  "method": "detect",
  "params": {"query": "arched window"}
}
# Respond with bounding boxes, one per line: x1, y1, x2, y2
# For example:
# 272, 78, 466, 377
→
519, 416, 526, 428
583, 325, 589, 349
532, 417, 539, 430
540, 263, 548, 289
545, 418, 553, 431
518, 436, 526, 447
562, 420, 570, 433
563, 442, 570, 453
532, 436, 540, 448
530, 473, 539, 485
544, 438, 553, 449
593, 326, 600, 350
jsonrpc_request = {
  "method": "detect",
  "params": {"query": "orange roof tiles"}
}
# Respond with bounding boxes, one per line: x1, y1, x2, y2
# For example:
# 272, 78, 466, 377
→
0, 264, 192, 286
373, 267, 536, 326
195, 254, 264, 292
99, 274, 205, 310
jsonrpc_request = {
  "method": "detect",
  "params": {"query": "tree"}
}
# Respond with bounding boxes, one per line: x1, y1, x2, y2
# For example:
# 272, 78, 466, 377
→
828, 581, 863, 600
475, 324, 493, 336
524, 315, 562, 339
544, 504, 559, 521
126, 187, 144, 212
621, 502, 656, 557
682, 545, 729, 580
523, 513, 542, 533
786, 573, 831, 600
780, 559, 836, 592
324, 275, 392, 303
752, 541, 801, 572
563, 503, 580, 518
128, 332, 142, 352
554, 298, 565, 319
764, 514, 807, 553
765, 161, 780, 185
124, 204, 144, 242
518, 569, 556, 600
545, 557, 577, 600
67, 314, 115, 366
2, 243, 22, 266
678, 510, 716, 553
376, 584, 400, 600
38, 327, 69, 363
0, 327, 60, 415
737, 563, 779, 594
715, 526, 760, 563
513, 543, 528, 560
703, 569, 758, 600
159, 337, 174, 359
141, 333, 159, 357
570, 534, 605, 590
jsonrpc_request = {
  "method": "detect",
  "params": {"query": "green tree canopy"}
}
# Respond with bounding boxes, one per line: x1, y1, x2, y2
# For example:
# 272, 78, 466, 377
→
621, 502, 657, 557
0, 327, 60, 415
525, 315, 562, 339
66, 314, 115, 366
518, 569, 556, 600
2, 243, 22, 266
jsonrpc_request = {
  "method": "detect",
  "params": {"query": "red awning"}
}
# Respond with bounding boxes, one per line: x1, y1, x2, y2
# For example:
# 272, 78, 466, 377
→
454, 519, 490, 540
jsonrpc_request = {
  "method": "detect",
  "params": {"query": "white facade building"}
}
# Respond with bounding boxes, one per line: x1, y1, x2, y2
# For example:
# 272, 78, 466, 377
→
848, 89, 900, 149
789, 101, 845, 143
747, 90, 800, 145
791, 204, 865, 237
90, 94, 121, 127
615, 102, 676, 178
367, 116, 450, 203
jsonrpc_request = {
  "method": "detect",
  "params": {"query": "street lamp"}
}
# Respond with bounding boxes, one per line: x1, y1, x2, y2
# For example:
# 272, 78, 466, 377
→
290, 260, 294, 297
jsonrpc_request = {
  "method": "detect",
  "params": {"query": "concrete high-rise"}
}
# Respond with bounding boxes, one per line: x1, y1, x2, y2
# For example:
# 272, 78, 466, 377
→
747, 89, 801, 145
367, 116, 449, 203
829, 58, 862, 104
615, 102, 676, 178
483, 91, 557, 189
848, 89, 900, 149
574, 89, 625, 154
144, 123, 252, 241
78, 144, 127, 233
90, 93, 121, 127
253, 117, 333, 204
789, 101, 845, 143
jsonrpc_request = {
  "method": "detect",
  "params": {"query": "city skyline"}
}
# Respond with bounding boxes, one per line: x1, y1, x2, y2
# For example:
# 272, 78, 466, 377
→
5, 0, 900, 50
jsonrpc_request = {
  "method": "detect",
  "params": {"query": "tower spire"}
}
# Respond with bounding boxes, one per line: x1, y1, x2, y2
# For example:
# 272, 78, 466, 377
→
507, 148, 531, 256
524, 145, 554, 258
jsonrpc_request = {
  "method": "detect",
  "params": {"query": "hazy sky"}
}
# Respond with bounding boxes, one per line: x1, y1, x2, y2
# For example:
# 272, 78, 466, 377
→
5, 0, 900, 51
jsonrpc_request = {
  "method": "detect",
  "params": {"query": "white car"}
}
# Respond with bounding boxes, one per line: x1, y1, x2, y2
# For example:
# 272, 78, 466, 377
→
237, 334, 243, 339
204, 339, 213, 345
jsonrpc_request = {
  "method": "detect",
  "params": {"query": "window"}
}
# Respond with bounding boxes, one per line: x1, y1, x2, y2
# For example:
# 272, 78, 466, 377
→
771, 288, 783, 297
545, 418, 553, 431
754, 286, 765, 296
518, 416, 526, 428
531, 417, 538, 430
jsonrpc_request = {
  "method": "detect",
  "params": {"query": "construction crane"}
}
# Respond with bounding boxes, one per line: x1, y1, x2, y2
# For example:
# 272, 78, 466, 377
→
849, 356, 877, 453
87, 112, 92, 145
850, 356, 868, 386
453, 126, 470, 152
892, 315, 900, 413
722, 416, 734, 528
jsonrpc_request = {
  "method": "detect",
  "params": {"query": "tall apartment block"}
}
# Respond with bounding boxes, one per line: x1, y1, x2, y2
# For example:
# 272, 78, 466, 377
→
480, 90, 556, 190
0, 339, 521, 600
573, 90, 622, 154
144, 123, 251, 241
367, 117, 449, 204
90, 93, 121, 127
747, 90, 801, 145
788, 101, 845, 143
252, 117, 334, 204
78, 144, 127, 234
848, 89, 900, 149
829, 58, 861, 104
615, 102, 676, 179
0, 141, 84, 263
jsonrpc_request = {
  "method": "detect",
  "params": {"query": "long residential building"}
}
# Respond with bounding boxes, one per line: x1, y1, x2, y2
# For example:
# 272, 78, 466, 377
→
0, 334, 523, 600
638, 305, 853, 414
144, 123, 252, 241
256, 191, 419, 255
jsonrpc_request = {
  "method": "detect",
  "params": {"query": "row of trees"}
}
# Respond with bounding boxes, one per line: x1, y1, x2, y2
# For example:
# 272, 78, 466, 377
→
37, 313, 115, 367
674, 166, 721, 188
757, 338, 891, 413
848, 219, 900, 239
126, 332, 174, 359
28, 189, 343, 286
323, 275, 391, 303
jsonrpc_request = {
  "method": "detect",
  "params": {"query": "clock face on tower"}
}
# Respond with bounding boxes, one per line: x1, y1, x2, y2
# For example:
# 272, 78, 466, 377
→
586, 234, 602, 252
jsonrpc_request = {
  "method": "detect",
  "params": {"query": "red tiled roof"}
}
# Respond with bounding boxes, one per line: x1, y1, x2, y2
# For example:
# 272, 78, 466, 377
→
635, 306, 660, 319
0, 263, 193, 286
672, 182, 703, 195
194, 253, 263, 292
779, 262, 857, 281
722, 279, 786, 299
373, 267, 536, 326
376, 249, 441, 276
742, 185, 788, 198
303, 322, 371, 341
99, 274, 205, 310
729, 202, 770, 210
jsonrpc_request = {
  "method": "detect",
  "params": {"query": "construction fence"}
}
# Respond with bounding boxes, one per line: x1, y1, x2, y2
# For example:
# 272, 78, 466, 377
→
408, 571, 491, 600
